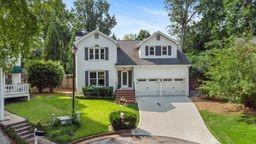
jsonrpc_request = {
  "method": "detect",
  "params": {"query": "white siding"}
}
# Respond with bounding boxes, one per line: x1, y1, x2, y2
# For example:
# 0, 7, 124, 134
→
134, 65, 189, 96
75, 32, 117, 91
139, 34, 178, 59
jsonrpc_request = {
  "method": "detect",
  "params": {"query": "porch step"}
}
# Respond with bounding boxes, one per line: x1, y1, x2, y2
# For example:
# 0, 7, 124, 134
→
115, 90, 135, 103
8, 120, 35, 143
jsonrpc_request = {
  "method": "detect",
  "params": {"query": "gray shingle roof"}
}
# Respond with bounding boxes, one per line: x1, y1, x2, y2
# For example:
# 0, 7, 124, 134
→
116, 40, 191, 66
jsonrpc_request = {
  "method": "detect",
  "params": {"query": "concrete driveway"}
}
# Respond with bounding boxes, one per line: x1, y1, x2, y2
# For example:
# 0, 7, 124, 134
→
132, 96, 219, 144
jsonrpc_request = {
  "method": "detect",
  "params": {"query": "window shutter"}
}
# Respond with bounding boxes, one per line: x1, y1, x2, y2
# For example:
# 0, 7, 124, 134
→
156, 46, 161, 56
128, 70, 132, 87
145, 46, 149, 56
168, 46, 172, 55
118, 71, 121, 89
105, 47, 109, 60
105, 71, 109, 86
85, 71, 88, 86
84, 47, 88, 60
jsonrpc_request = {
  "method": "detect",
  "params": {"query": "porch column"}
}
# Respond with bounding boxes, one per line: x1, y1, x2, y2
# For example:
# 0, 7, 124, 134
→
0, 68, 4, 121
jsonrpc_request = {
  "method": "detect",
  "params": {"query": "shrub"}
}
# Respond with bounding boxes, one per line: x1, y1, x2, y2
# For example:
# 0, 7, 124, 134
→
200, 41, 256, 108
25, 60, 64, 92
109, 111, 137, 130
82, 86, 113, 98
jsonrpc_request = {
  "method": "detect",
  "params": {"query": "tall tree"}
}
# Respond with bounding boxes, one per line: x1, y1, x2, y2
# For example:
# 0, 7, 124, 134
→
0, 0, 38, 68
28, 0, 73, 73
165, 0, 200, 49
136, 29, 150, 40
74, 0, 117, 35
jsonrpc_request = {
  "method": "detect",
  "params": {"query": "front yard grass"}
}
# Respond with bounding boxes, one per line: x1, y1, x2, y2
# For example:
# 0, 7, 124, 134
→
200, 110, 256, 144
192, 96, 256, 144
5, 93, 138, 143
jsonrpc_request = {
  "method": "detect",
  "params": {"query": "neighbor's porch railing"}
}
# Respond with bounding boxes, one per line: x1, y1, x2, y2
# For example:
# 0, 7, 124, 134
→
4, 84, 30, 100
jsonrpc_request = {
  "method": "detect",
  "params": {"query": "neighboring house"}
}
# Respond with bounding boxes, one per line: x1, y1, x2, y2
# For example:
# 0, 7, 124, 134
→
74, 30, 190, 102
4, 59, 30, 100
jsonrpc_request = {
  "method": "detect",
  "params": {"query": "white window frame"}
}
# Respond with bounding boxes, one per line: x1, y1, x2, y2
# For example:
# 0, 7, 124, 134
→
149, 46, 155, 55
89, 47, 106, 60
162, 46, 167, 55
89, 71, 106, 86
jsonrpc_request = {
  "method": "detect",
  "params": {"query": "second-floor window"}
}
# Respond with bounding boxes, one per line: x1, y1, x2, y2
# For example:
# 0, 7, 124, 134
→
89, 48, 105, 60
162, 46, 167, 55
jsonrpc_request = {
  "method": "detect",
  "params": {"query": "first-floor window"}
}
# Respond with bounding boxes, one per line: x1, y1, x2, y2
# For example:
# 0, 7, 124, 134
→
89, 71, 105, 86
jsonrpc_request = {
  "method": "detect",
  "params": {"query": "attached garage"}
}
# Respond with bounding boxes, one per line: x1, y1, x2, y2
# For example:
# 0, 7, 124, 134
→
135, 78, 186, 96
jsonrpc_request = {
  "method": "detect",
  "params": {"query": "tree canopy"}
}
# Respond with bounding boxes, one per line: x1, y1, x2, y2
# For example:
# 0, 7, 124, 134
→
0, 0, 38, 68
74, 0, 117, 35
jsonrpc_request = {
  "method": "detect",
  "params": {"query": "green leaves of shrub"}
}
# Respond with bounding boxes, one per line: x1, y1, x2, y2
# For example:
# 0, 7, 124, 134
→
109, 111, 137, 130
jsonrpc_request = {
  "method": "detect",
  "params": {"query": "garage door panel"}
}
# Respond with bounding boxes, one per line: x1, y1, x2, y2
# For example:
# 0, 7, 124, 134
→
136, 79, 159, 96
136, 78, 186, 96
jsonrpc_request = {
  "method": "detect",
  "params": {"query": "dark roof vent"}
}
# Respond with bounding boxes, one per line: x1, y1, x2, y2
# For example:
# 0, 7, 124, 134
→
75, 30, 88, 36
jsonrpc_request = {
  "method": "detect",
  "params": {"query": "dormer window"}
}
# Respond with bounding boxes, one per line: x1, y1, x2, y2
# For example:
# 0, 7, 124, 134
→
156, 34, 160, 40
149, 46, 155, 55
95, 33, 99, 39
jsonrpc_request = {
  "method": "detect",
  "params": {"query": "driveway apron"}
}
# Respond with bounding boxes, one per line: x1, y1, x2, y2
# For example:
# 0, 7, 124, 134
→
132, 96, 219, 144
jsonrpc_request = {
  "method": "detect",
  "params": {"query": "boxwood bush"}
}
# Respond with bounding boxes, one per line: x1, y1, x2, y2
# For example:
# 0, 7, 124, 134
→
109, 111, 137, 130
82, 85, 113, 98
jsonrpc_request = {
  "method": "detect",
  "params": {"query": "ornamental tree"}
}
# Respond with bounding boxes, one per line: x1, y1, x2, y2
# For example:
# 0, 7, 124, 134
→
25, 60, 64, 92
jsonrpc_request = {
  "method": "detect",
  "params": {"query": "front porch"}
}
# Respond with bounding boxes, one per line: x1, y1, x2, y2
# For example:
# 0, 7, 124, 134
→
5, 84, 30, 100
115, 67, 135, 103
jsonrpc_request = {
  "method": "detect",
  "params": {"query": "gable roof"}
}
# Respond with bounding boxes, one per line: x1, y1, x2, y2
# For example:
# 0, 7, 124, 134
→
73, 29, 118, 46
136, 31, 179, 48
116, 40, 190, 66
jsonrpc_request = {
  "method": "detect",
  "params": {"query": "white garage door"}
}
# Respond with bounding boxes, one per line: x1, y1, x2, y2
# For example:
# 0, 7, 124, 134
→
136, 78, 186, 96
162, 78, 185, 96
136, 78, 159, 96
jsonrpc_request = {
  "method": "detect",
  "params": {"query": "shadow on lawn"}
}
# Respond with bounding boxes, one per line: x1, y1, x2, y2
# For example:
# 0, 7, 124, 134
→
239, 114, 256, 125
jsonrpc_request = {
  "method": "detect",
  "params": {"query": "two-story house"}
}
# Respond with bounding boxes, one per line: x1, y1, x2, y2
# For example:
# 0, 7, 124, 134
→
74, 30, 190, 102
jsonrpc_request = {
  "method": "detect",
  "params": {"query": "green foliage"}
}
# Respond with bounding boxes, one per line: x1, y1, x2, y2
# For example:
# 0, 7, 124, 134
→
123, 33, 137, 40
27, 0, 73, 73
200, 41, 256, 107
3, 127, 27, 144
109, 111, 138, 130
165, 0, 199, 48
185, 0, 256, 51
0, 0, 38, 68
25, 60, 64, 92
82, 86, 114, 98
74, 0, 117, 35
136, 29, 150, 40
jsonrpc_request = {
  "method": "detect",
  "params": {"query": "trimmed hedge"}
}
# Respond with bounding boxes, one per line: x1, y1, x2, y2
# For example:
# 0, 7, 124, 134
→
82, 86, 113, 98
109, 111, 137, 130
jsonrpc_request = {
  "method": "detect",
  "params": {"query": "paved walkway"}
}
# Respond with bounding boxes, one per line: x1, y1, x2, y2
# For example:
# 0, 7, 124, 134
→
132, 96, 219, 144
0, 127, 11, 144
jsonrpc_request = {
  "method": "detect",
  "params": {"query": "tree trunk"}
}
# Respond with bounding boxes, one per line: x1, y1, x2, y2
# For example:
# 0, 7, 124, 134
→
38, 87, 43, 93
49, 87, 54, 93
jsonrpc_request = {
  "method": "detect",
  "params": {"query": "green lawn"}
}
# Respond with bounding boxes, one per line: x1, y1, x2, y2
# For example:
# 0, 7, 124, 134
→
200, 110, 256, 144
5, 93, 138, 143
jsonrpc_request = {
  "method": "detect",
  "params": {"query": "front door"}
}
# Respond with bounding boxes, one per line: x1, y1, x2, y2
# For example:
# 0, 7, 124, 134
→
121, 71, 128, 88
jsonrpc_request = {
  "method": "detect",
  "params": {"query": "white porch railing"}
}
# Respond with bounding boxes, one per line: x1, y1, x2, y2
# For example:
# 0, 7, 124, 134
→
4, 84, 30, 100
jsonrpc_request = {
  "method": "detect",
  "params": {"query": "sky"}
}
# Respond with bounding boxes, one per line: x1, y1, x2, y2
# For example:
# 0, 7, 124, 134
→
62, 0, 170, 39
